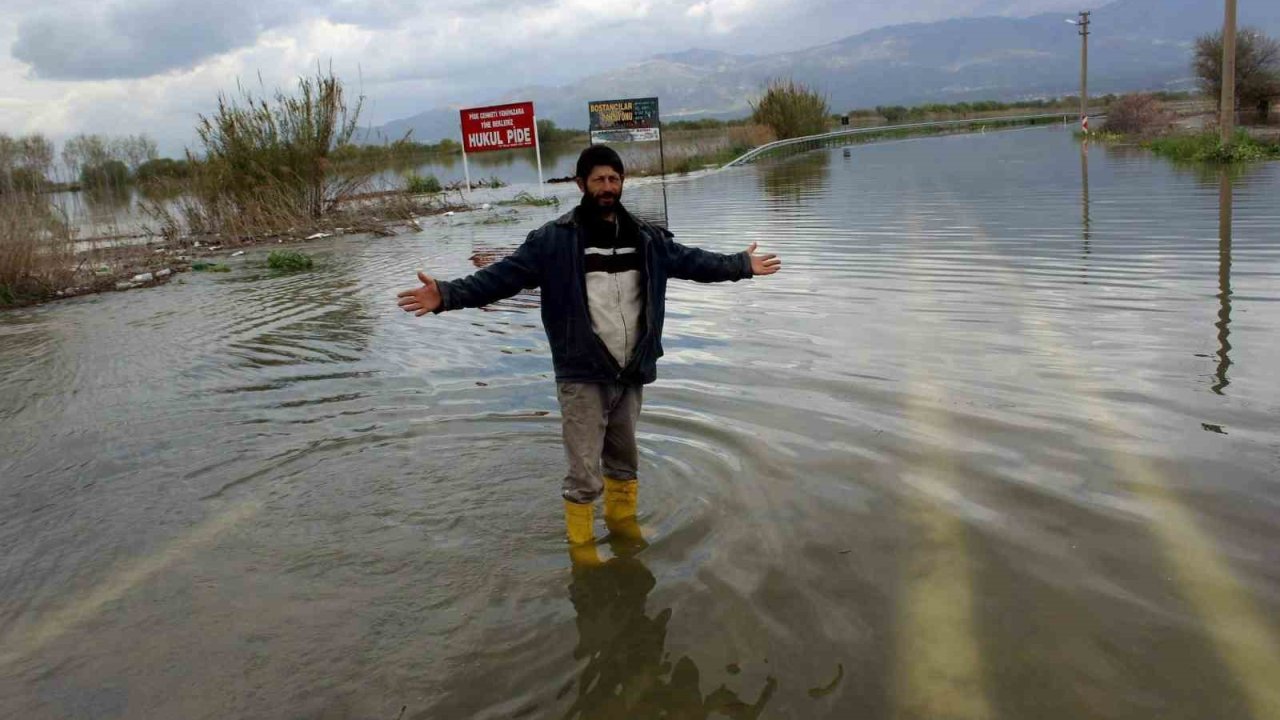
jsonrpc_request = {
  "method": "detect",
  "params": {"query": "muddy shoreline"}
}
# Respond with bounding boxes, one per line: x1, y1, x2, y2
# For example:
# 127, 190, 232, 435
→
3, 194, 471, 310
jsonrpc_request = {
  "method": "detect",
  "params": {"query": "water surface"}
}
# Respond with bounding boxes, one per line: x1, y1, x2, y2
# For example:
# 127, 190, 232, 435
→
3, 126, 1280, 719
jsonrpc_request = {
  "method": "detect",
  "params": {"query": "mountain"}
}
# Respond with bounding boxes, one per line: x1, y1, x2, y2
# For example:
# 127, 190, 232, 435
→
365, 0, 1280, 144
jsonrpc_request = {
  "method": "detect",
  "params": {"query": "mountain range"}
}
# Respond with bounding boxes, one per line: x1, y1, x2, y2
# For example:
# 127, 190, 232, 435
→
366, 0, 1280, 144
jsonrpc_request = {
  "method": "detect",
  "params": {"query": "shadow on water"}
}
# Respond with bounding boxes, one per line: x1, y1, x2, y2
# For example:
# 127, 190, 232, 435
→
562, 534, 777, 720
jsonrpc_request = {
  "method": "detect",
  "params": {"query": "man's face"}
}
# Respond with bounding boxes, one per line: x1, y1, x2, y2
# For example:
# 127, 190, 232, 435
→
576, 165, 623, 210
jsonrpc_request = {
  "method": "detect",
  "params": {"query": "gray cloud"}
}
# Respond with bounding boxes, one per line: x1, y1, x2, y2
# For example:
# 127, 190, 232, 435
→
0, 0, 1093, 152
12, 0, 307, 80
10, 0, 1084, 82
9, 0, 574, 80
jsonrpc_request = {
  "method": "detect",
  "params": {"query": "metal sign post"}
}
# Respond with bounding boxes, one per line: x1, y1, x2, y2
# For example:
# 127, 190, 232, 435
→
657, 116, 669, 227
532, 115, 545, 195
459, 126, 472, 194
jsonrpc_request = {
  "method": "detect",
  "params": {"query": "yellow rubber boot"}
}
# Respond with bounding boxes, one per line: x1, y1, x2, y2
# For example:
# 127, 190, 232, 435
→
603, 477, 638, 522
603, 477, 644, 551
564, 500, 602, 567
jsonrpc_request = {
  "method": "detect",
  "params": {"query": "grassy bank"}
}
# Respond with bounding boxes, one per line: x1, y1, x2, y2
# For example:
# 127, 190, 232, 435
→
0, 189, 193, 308
1145, 131, 1280, 163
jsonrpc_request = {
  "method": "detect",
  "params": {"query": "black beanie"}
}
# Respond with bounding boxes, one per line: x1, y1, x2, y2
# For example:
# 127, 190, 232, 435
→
575, 145, 625, 179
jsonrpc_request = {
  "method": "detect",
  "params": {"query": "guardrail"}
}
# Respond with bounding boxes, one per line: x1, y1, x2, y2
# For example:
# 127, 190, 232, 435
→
722, 112, 1098, 168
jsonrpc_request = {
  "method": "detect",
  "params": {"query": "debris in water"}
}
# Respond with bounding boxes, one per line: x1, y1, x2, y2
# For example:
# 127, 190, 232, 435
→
1201, 423, 1227, 435
807, 663, 844, 698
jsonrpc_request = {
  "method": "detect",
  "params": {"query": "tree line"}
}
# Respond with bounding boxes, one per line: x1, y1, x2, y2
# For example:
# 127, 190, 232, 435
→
0, 131, 182, 193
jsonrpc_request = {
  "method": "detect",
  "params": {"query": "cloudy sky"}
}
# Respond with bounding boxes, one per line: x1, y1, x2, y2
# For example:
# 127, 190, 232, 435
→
0, 0, 1082, 155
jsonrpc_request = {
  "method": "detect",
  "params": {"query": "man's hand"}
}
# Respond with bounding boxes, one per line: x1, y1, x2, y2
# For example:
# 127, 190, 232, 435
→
746, 242, 782, 276
396, 270, 443, 316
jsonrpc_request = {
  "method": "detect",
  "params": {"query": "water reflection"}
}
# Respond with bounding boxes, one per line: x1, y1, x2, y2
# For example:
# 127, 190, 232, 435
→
1079, 140, 1091, 253
565, 537, 776, 719
375, 143, 587, 188
758, 153, 830, 202
1214, 169, 1233, 394
83, 184, 133, 212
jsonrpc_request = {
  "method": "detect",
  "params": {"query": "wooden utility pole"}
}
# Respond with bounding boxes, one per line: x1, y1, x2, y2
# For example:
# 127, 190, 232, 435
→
1077, 11, 1091, 131
1220, 0, 1238, 144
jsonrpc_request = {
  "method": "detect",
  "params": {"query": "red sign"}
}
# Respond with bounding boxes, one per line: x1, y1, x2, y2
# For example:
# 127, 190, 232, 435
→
460, 101, 536, 153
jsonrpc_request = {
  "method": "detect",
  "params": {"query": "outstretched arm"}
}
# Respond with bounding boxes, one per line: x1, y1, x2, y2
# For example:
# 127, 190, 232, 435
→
662, 235, 781, 282
396, 234, 542, 316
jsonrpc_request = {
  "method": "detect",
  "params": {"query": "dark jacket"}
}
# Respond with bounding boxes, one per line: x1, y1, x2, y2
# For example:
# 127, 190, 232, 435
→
436, 204, 753, 384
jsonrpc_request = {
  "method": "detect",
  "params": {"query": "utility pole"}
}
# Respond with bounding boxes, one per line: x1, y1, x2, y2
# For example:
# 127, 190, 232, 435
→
1220, 0, 1237, 144
1077, 11, 1091, 132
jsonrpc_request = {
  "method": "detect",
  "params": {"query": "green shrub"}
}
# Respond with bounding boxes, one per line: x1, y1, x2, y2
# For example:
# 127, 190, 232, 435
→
267, 250, 314, 271
405, 173, 442, 194
876, 105, 910, 123
80, 160, 131, 189
1145, 132, 1280, 163
135, 158, 192, 183
751, 79, 830, 140
1, 167, 47, 193
535, 119, 585, 144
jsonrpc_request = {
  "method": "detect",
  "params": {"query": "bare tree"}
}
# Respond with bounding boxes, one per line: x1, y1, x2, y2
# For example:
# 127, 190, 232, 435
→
1194, 27, 1280, 121
0, 133, 56, 192
61, 134, 112, 178
110, 135, 159, 173
19, 135, 54, 176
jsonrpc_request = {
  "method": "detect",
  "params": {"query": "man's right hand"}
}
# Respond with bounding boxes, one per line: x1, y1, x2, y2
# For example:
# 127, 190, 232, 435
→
396, 270, 443, 317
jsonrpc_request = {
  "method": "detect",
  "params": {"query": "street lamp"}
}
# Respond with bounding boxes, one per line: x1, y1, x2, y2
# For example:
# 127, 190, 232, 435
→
1066, 12, 1091, 132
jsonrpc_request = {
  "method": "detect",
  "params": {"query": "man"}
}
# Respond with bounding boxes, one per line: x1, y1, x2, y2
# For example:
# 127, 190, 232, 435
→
396, 145, 781, 557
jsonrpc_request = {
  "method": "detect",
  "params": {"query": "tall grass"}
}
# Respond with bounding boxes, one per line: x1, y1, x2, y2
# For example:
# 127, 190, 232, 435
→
0, 192, 77, 306
152, 67, 368, 241
751, 79, 831, 140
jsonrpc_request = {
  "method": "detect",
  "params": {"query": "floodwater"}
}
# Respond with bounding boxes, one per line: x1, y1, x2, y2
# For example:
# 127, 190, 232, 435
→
371, 131, 732, 187
3, 126, 1280, 719
55, 137, 697, 239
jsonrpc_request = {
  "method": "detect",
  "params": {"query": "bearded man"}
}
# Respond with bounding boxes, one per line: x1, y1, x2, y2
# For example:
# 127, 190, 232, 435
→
396, 145, 782, 559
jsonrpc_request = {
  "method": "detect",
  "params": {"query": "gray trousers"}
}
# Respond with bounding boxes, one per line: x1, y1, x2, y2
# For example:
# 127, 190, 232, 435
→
557, 381, 643, 504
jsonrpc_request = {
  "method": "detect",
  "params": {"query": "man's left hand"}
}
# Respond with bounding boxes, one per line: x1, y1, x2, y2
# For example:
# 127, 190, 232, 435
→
746, 242, 782, 276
